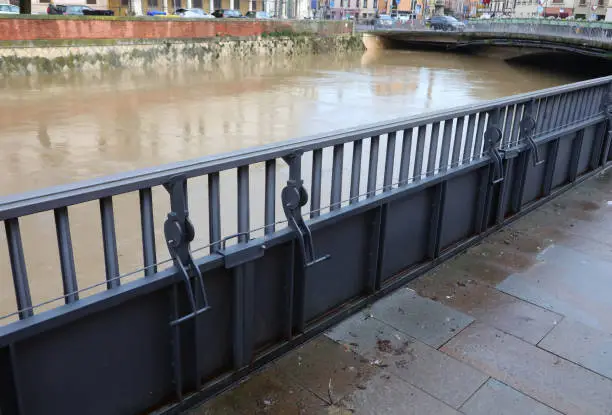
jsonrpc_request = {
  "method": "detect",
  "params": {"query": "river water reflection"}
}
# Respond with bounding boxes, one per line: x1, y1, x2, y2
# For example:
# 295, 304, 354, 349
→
0, 49, 582, 320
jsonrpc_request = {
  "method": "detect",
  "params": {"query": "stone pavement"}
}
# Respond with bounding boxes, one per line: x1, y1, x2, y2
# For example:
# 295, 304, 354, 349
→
191, 170, 612, 415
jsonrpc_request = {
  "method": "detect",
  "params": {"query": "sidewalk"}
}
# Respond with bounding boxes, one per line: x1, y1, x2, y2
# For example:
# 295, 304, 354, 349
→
192, 170, 612, 415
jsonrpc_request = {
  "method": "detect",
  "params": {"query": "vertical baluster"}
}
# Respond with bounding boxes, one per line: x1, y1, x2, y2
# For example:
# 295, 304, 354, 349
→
310, 149, 323, 218
574, 90, 586, 123
427, 123, 440, 177
451, 117, 464, 168
510, 104, 524, 147
502, 106, 514, 148
100, 196, 120, 289
264, 160, 276, 235
439, 119, 454, 173
474, 113, 487, 159
560, 92, 575, 127
350, 140, 363, 204
535, 97, 548, 135
565, 92, 577, 125
413, 126, 427, 180
330, 144, 344, 210
544, 95, 560, 133
578, 89, 592, 121
588, 87, 603, 117
139, 188, 157, 275
584, 88, 596, 119
237, 166, 250, 243
54, 207, 78, 304
367, 136, 379, 197
383, 132, 396, 189
463, 115, 477, 160
208, 173, 221, 253
398, 128, 413, 185
4, 218, 33, 319
551, 93, 565, 129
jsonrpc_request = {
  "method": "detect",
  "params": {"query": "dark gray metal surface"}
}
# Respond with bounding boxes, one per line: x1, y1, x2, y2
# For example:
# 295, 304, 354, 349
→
0, 76, 610, 415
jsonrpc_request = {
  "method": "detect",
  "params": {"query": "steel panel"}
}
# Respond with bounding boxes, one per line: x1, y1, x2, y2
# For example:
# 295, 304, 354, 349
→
15, 290, 173, 415
191, 269, 234, 385
578, 125, 597, 175
303, 215, 369, 323
521, 144, 550, 206
440, 171, 480, 250
552, 134, 576, 189
380, 188, 434, 282
252, 243, 293, 351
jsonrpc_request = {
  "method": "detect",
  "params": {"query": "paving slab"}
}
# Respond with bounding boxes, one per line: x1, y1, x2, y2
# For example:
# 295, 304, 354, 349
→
460, 379, 561, 415
275, 336, 380, 403
497, 244, 612, 333
327, 313, 488, 408
539, 318, 612, 380
191, 364, 327, 415
368, 287, 474, 348
442, 322, 612, 415
409, 267, 561, 344
339, 371, 461, 415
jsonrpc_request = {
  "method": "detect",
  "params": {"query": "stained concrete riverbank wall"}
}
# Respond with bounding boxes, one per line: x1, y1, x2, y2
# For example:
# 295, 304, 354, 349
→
0, 17, 362, 76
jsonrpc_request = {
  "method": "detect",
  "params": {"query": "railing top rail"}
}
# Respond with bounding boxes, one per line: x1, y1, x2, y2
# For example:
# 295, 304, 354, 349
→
0, 75, 610, 221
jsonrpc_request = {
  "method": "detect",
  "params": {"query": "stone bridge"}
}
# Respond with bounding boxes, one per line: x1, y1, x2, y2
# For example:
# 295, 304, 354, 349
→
361, 20, 612, 59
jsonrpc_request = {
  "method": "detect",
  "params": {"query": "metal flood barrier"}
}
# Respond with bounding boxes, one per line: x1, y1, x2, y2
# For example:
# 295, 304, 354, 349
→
0, 76, 611, 415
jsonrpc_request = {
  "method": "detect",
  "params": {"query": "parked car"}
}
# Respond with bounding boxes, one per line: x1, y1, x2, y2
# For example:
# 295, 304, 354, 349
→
0, 4, 19, 13
397, 12, 416, 23
375, 14, 394, 28
245, 10, 270, 19
212, 9, 243, 18
47, 4, 113, 15
429, 15, 465, 31
176, 8, 214, 18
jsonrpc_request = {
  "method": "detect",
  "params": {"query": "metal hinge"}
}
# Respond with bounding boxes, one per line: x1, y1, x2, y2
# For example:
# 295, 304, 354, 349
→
521, 100, 545, 167
484, 124, 505, 184
282, 152, 330, 268
163, 175, 210, 327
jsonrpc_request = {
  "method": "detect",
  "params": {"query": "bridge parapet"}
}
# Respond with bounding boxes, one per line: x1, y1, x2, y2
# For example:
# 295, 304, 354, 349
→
361, 19, 612, 56
0, 76, 610, 414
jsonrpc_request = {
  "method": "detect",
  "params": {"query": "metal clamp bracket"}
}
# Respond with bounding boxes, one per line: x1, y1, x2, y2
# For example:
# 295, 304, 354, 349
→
217, 232, 266, 269
520, 113, 545, 167
163, 175, 210, 326
485, 125, 505, 184
281, 152, 330, 268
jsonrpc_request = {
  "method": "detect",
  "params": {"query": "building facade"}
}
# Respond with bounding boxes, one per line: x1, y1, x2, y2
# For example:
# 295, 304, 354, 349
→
574, 0, 609, 19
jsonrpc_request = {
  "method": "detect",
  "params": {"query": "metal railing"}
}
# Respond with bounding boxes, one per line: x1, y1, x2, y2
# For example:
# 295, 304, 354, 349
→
358, 18, 612, 43
0, 76, 610, 415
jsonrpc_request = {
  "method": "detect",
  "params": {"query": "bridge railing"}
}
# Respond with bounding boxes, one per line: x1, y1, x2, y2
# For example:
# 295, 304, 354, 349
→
0, 76, 610, 414
360, 18, 612, 43
466, 19, 612, 42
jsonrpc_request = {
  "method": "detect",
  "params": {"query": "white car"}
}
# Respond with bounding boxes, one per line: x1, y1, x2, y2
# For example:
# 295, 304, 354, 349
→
0, 4, 19, 14
176, 8, 215, 18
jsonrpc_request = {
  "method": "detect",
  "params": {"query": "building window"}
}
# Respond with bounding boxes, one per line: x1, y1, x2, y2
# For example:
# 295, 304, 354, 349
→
598, 0, 603, 5
86, 0, 96, 4
363, 0, 367, 6
373, 0, 377, 8
250, 0, 255, 9
356, 0, 359, 7
193, 0, 203, 6
235, 0, 240, 9
121, 0, 128, 5
148, 0, 159, 7
214, 0, 221, 8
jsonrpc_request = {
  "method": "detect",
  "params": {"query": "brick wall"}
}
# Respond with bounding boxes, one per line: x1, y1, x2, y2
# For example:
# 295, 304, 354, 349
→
0, 17, 352, 42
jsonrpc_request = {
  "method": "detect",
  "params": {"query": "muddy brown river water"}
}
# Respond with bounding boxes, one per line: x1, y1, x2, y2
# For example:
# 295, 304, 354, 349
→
0, 49, 582, 321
